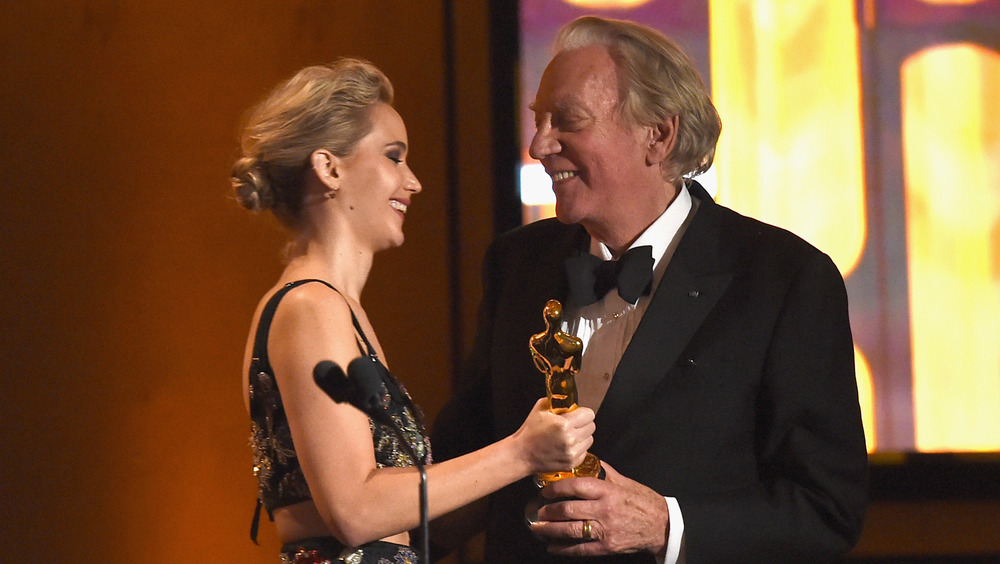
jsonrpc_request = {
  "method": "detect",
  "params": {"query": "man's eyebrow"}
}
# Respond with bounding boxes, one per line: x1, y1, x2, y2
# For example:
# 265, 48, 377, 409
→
555, 97, 588, 116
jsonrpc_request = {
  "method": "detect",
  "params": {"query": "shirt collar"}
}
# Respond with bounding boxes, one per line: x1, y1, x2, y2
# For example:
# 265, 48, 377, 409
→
591, 183, 693, 274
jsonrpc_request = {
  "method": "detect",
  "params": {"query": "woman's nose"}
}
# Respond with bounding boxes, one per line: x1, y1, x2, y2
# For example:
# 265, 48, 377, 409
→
405, 168, 422, 194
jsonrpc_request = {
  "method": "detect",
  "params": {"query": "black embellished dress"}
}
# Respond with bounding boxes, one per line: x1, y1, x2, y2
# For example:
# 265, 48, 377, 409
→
248, 279, 431, 564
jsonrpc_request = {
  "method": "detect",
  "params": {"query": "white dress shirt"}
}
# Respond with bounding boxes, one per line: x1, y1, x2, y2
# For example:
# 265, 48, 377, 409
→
561, 183, 697, 564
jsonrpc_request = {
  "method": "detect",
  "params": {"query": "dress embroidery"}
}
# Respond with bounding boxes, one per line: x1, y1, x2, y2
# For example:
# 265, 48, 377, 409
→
250, 363, 431, 511
248, 280, 430, 562
279, 543, 420, 564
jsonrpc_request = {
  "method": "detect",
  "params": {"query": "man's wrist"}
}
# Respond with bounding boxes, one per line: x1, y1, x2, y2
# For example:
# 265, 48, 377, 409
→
650, 494, 670, 558
662, 496, 685, 564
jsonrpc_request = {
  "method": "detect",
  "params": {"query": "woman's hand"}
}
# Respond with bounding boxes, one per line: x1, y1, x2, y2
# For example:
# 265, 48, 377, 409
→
512, 398, 596, 474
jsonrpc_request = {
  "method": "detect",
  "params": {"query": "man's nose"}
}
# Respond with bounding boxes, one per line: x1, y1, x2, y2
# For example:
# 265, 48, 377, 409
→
529, 120, 559, 160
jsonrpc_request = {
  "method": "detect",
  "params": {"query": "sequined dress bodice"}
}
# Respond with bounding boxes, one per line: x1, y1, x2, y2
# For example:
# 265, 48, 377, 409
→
248, 279, 431, 544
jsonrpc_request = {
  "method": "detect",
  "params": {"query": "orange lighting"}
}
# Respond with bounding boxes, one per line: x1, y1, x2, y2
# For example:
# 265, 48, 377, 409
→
902, 44, 1000, 452
709, 0, 867, 278
561, 0, 654, 7
856, 347, 876, 452
523, 1, 1000, 455
710, 0, 872, 442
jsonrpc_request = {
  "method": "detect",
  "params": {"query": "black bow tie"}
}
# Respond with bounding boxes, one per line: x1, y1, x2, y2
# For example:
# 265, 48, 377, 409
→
565, 245, 654, 307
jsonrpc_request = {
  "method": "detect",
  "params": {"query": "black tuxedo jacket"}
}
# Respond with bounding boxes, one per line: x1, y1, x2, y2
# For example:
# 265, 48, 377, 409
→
432, 182, 868, 563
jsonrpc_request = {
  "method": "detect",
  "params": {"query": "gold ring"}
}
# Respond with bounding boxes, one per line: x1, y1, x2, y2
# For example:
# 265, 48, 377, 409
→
581, 519, 593, 541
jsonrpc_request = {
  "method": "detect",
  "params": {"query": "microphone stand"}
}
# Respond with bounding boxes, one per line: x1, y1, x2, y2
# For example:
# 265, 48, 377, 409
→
315, 360, 430, 563
379, 424, 429, 564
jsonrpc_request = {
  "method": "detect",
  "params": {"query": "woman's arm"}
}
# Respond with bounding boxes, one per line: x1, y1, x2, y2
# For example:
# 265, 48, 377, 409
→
269, 284, 595, 547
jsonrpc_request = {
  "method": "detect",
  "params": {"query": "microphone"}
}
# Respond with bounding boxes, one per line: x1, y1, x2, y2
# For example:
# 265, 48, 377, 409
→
345, 356, 392, 418
313, 358, 387, 420
313, 360, 348, 402
313, 358, 429, 563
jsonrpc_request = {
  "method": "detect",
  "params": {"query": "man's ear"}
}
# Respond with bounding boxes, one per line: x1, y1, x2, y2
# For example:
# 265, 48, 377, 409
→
310, 149, 340, 189
645, 115, 679, 166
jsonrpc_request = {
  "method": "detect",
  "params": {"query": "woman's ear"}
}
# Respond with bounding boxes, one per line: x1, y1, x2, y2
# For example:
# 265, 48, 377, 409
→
645, 115, 679, 166
310, 149, 340, 189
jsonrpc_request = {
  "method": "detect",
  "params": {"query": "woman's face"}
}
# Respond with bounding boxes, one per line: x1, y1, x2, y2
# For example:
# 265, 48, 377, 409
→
336, 103, 422, 251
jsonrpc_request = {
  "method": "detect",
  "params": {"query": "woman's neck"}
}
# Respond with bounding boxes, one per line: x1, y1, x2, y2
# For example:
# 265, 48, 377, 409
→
283, 233, 373, 301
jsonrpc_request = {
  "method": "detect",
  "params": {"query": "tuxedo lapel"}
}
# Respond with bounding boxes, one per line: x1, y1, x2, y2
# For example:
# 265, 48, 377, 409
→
594, 185, 738, 441
517, 221, 590, 327
493, 221, 589, 437
536, 223, 589, 306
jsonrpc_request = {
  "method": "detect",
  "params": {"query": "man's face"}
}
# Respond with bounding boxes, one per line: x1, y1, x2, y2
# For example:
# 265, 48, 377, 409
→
529, 44, 665, 240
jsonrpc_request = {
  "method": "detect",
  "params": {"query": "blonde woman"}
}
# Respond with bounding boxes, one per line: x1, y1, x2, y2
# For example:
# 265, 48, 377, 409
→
232, 59, 595, 564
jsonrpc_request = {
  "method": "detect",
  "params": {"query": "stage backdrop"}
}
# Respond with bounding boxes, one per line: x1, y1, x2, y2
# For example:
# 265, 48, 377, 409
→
0, 1, 495, 562
4, 1, 998, 562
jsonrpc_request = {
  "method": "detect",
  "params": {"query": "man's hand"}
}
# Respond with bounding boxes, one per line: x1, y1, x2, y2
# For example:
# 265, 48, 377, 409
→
529, 461, 670, 558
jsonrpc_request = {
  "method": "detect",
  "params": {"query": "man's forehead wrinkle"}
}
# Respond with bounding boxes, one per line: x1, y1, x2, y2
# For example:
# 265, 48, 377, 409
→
533, 47, 618, 119
531, 92, 584, 115
535, 90, 587, 112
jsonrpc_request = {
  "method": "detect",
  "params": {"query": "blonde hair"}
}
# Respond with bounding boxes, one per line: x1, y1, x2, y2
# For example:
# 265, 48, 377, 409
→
231, 58, 393, 228
554, 16, 721, 182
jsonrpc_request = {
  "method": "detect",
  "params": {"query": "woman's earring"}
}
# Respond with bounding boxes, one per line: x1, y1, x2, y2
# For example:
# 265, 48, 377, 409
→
326, 188, 338, 199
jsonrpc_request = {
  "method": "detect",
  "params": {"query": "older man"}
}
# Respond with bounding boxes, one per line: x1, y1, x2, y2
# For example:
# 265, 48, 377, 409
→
433, 16, 868, 563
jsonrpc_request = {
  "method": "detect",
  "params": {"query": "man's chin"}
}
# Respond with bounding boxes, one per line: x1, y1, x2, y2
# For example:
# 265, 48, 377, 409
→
553, 203, 582, 226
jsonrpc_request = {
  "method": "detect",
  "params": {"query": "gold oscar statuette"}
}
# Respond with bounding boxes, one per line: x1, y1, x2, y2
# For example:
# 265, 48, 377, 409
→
529, 299, 601, 487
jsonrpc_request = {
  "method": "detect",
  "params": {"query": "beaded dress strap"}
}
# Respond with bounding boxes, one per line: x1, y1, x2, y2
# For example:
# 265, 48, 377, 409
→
250, 279, 373, 379
248, 278, 369, 543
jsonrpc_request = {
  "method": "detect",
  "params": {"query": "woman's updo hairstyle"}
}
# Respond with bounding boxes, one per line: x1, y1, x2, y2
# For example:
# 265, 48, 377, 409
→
231, 58, 394, 228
